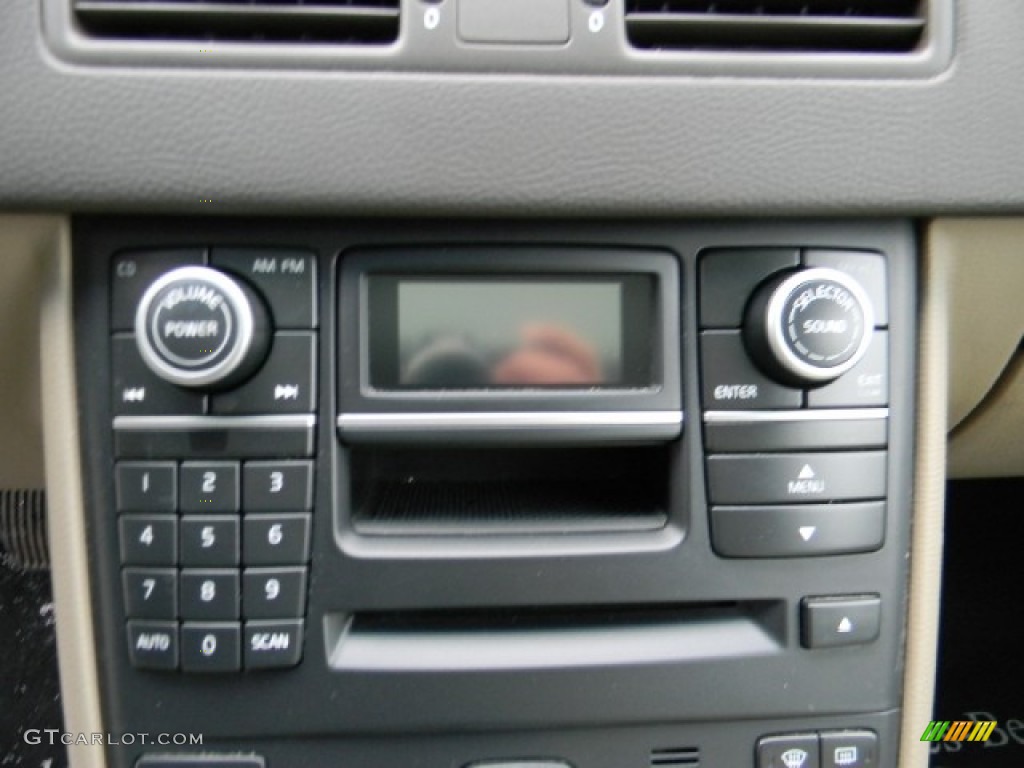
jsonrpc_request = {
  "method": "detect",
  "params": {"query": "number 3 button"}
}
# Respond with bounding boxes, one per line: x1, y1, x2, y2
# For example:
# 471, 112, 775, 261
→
243, 461, 314, 512
243, 514, 311, 565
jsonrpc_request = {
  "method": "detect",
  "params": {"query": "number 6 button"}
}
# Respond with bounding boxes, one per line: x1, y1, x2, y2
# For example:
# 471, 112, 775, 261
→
243, 514, 311, 565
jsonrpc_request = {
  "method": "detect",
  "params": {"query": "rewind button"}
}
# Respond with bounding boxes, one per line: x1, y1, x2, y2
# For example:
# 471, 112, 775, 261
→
112, 335, 204, 416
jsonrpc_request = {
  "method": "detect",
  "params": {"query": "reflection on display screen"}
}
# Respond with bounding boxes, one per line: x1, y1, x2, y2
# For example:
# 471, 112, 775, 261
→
396, 280, 623, 389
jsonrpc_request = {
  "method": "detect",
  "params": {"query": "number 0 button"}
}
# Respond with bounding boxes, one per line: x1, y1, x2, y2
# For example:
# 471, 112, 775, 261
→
243, 514, 311, 565
181, 622, 241, 672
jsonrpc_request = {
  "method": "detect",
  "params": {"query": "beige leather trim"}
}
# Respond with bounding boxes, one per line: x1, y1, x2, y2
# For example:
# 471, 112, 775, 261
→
898, 227, 949, 767
38, 216, 107, 768
0, 217, 50, 489
928, 219, 1024, 432
948, 352, 1024, 477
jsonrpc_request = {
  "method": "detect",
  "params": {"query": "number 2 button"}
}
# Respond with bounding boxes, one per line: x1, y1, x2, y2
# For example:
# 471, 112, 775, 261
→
180, 462, 240, 513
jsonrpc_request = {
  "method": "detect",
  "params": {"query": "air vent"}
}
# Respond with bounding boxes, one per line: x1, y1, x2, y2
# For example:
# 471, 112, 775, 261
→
625, 0, 927, 54
73, 0, 400, 45
650, 746, 701, 766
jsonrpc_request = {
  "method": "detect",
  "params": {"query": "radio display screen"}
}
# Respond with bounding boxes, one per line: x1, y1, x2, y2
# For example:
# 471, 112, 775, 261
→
367, 275, 656, 390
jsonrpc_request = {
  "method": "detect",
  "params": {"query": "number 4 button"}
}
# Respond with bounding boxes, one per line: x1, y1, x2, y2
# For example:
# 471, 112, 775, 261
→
119, 515, 177, 565
243, 514, 311, 565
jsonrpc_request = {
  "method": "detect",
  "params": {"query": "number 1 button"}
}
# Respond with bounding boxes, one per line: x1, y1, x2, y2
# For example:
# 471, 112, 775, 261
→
116, 462, 176, 512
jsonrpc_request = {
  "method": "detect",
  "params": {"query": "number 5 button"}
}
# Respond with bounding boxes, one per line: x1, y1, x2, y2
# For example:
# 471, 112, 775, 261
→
243, 514, 311, 565
243, 461, 313, 512
180, 515, 240, 567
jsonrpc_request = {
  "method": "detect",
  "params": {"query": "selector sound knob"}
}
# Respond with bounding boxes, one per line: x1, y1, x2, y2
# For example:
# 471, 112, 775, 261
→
135, 266, 271, 389
743, 267, 874, 386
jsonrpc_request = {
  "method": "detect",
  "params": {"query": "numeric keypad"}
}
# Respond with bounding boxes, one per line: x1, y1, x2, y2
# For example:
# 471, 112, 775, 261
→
117, 459, 313, 672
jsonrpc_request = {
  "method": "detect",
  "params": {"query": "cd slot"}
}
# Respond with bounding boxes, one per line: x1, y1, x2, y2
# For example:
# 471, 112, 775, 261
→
348, 443, 671, 535
326, 601, 785, 672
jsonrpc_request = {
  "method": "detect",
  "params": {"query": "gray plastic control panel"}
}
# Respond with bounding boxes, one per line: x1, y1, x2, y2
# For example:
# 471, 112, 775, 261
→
73, 217, 915, 768
110, 248, 318, 675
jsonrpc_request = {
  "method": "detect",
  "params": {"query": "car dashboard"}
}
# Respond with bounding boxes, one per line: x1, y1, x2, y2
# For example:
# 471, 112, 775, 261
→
1, 2, 1024, 768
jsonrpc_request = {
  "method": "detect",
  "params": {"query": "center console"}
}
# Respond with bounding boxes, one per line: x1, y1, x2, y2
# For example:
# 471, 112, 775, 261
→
72, 217, 916, 768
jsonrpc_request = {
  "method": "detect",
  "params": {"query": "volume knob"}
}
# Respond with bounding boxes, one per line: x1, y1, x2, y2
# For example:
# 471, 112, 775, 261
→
135, 266, 270, 389
743, 267, 874, 386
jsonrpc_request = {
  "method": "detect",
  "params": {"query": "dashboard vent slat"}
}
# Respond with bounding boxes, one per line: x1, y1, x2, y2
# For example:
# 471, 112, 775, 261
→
625, 0, 927, 54
74, 0, 400, 45
651, 746, 701, 766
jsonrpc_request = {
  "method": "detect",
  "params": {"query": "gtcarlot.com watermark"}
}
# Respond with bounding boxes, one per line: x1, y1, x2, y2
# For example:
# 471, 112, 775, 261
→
24, 730, 203, 747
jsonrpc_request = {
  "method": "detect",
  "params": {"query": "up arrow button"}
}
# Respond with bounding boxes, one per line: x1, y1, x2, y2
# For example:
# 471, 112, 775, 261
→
707, 452, 887, 505
802, 595, 881, 649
